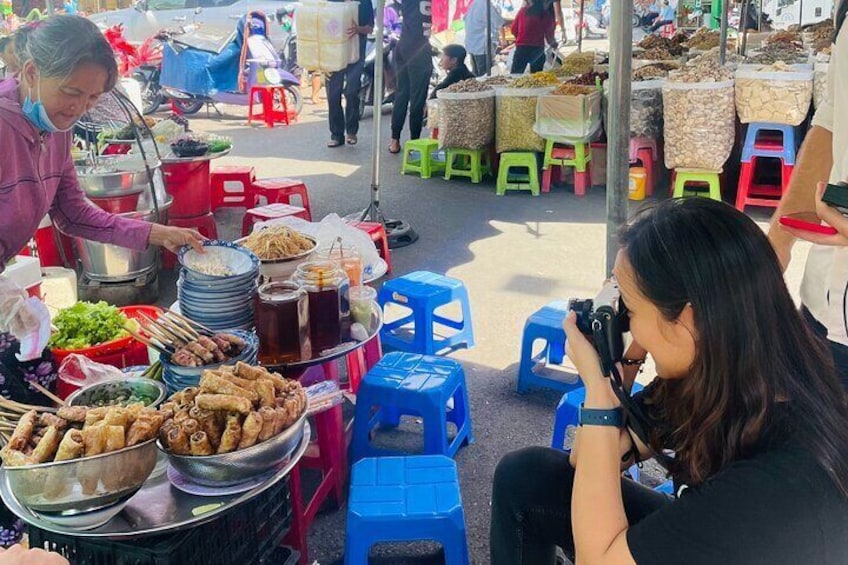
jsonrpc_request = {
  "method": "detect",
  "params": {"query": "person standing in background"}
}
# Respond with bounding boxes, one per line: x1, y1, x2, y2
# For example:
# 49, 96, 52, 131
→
325, 0, 374, 147
649, 0, 676, 32
464, 0, 505, 76
510, 0, 556, 74
388, 0, 433, 154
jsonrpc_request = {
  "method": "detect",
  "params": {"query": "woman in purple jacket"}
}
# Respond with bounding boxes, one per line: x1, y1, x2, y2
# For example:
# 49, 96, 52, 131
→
0, 16, 203, 274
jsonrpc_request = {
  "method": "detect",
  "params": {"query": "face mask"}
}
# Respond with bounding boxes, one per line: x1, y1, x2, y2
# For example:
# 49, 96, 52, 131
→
22, 78, 72, 133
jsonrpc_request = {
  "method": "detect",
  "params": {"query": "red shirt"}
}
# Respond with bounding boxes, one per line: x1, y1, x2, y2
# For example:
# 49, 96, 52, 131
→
511, 6, 555, 48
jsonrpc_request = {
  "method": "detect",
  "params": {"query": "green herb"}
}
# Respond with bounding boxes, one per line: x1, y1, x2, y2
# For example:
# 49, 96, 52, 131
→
48, 301, 129, 350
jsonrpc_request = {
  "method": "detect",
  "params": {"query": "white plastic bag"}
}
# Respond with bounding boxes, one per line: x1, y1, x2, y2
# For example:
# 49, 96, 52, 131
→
0, 276, 50, 362
534, 89, 602, 142
734, 64, 814, 125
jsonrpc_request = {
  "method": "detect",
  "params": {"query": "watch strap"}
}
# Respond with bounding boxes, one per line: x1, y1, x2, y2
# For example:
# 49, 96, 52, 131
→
578, 404, 624, 427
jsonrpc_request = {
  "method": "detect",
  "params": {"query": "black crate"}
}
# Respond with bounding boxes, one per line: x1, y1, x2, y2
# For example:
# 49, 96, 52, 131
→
27, 477, 291, 565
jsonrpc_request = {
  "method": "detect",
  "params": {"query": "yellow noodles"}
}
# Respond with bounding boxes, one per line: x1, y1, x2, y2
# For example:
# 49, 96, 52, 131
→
243, 226, 315, 261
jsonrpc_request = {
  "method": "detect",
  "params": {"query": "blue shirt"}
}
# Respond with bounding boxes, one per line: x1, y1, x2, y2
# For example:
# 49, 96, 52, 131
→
659, 5, 675, 21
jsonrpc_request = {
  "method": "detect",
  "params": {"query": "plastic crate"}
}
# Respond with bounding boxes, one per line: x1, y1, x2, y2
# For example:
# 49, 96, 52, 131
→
27, 476, 291, 565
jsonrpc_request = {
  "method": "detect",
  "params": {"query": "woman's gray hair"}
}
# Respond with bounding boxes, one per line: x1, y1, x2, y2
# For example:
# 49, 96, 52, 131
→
15, 15, 118, 91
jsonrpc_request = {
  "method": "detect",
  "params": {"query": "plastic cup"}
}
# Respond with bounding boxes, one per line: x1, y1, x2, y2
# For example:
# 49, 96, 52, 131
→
349, 286, 377, 331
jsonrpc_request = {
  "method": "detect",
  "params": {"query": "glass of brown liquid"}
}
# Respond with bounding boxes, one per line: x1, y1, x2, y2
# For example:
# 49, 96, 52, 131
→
293, 261, 348, 354
254, 281, 311, 365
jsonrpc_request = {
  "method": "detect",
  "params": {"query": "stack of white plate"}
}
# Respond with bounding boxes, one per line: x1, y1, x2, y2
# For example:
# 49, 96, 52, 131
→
177, 241, 259, 331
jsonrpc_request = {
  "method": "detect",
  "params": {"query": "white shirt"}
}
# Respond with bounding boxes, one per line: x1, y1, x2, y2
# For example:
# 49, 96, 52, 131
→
464, 0, 504, 56
804, 0, 848, 345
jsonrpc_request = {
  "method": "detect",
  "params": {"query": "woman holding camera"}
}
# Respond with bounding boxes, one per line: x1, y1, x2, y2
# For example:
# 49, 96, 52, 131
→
490, 198, 848, 564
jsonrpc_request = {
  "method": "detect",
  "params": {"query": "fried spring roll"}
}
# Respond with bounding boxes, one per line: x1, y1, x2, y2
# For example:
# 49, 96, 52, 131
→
55, 429, 84, 461
237, 412, 262, 449
196, 393, 252, 415
31, 426, 61, 463
57, 405, 87, 424
217, 371, 257, 391
181, 418, 200, 437
201, 412, 224, 450
126, 420, 155, 447
199, 373, 259, 404
173, 405, 193, 424
258, 407, 277, 442
0, 448, 33, 467
217, 414, 242, 454
104, 425, 126, 453
104, 408, 129, 430
8, 411, 37, 451
166, 426, 191, 455
83, 426, 108, 456
254, 379, 276, 409
38, 413, 68, 431
84, 407, 108, 429
190, 431, 214, 456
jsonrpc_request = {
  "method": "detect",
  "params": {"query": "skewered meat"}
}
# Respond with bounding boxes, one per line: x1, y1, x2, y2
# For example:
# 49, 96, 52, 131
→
217, 333, 246, 350
172, 349, 202, 367
185, 342, 215, 364
211, 335, 232, 354
168, 332, 246, 367
196, 336, 219, 354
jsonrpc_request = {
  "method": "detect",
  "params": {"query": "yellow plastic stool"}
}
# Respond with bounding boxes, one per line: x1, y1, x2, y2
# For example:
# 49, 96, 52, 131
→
672, 168, 722, 201
444, 148, 491, 183
496, 152, 540, 196
401, 139, 445, 179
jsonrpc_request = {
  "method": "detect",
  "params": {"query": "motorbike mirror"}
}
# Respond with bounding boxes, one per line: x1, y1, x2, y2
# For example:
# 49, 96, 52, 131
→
133, 0, 147, 11
194, 6, 201, 14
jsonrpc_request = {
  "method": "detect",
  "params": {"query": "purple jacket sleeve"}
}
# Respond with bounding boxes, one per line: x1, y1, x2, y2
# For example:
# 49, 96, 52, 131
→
49, 152, 152, 251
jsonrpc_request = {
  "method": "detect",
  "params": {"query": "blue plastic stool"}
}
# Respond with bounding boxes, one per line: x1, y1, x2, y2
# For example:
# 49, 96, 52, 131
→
378, 271, 475, 355
345, 456, 470, 565
551, 382, 644, 451
351, 352, 474, 461
517, 300, 583, 394
741, 123, 798, 165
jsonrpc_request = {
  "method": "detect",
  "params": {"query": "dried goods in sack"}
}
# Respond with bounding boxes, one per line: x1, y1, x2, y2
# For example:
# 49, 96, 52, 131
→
630, 80, 665, 139
495, 86, 553, 153
437, 80, 495, 149
535, 88, 602, 142
734, 62, 813, 125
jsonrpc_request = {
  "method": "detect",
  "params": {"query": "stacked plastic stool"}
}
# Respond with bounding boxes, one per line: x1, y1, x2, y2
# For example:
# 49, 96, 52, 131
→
672, 168, 722, 201
444, 148, 491, 183
551, 383, 644, 451
736, 123, 798, 211
517, 300, 583, 394
542, 139, 591, 195
211, 165, 256, 212
345, 456, 470, 565
378, 271, 474, 355
351, 352, 474, 461
496, 152, 540, 196
250, 177, 312, 219
347, 220, 393, 274
629, 137, 658, 197
247, 84, 291, 128
401, 139, 445, 179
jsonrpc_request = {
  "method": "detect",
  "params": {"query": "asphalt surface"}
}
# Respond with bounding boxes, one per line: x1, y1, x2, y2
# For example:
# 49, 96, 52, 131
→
160, 85, 812, 564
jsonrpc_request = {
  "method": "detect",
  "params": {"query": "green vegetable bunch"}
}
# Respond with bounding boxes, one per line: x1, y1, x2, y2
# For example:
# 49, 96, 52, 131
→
49, 301, 129, 350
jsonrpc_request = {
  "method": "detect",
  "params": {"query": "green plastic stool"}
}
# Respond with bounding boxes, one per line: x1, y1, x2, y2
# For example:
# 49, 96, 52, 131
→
444, 148, 491, 183
401, 139, 444, 179
542, 138, 591, 172
672, 168, 722, 201
496, 152, 540, 196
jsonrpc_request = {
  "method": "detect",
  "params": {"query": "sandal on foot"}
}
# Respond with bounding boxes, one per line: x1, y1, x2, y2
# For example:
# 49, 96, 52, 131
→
346, 135, 358, 145
388, 140, 401, 154
327, 138, 344, 148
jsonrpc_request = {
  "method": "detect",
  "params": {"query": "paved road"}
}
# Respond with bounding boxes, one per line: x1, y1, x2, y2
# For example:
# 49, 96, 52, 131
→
175, 91, 811, 564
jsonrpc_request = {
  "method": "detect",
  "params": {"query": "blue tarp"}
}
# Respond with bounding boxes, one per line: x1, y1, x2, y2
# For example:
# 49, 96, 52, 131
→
160, 42, 241, 96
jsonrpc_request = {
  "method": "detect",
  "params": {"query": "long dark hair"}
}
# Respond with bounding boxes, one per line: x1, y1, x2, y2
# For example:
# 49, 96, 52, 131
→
620, 198, 848, 496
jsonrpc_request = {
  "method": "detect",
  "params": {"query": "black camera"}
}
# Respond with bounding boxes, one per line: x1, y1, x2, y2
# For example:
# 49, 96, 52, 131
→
568, 279, 629, 376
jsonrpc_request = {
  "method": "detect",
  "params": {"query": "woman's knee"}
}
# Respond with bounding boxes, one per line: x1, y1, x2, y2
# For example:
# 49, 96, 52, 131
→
493, 446, 573, 504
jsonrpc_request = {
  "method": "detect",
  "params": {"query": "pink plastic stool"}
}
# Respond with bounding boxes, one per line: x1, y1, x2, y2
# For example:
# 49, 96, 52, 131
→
251, 177, 312, 220
629, 138, 657, 196
344, 337, 383, 395
347, 220, 393, 274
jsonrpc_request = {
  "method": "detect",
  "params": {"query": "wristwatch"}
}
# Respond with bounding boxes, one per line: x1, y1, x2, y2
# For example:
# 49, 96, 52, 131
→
578, 404, 624, 428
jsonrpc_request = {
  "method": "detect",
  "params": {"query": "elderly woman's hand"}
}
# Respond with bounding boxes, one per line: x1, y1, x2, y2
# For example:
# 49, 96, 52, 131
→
781, 182, 848, 246
0, 545, 69, 565
148, 224, 205, 254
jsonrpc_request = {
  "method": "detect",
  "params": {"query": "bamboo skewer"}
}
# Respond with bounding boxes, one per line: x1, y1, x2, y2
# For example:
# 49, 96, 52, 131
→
29, 382, 66, 407
123, 326, 173, 356
138, 313, 185, 345
165, 309, 214, 336
162, 312, 202, 339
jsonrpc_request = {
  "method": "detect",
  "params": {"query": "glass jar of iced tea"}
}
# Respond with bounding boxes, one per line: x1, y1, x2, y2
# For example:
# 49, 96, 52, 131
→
292, 261, 349, 353
253, 281, 311, 364
313, 245, 363, 287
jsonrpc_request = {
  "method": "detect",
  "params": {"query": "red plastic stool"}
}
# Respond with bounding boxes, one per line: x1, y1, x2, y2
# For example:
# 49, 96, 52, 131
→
162, 213, 219, 269
248, 85, 291, 128
251, 177, 312, 220
347, 220, 393, 274
736, 156, 793, 211
241, 203, 312, 236
211, 166, 256, 212
344, 336, 383, 395
542, 145, 591, 196
660, 23, 676, 38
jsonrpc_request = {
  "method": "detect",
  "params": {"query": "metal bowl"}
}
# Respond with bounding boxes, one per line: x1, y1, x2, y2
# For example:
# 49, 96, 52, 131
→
65, 378, 167, 409
161, 406, 307, 486
76, 155, 162, 198
5, 439, 158, 520
235, 234, 317, 282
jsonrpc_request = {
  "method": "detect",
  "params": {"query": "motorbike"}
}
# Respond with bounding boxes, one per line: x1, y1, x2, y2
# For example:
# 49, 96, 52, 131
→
359, 31, 398, 118
576, 8, 608, 39
103, 24, 166, 115
275, 5, 302, 80
158, 12, 302, 116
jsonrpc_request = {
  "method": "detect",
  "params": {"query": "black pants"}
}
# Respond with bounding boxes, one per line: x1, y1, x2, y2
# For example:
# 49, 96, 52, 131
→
390, 49, 433, 141
640, 12, 659, 26
471, 53, 491, 77
649, 19, 673, 32
327, 60, 364, 141
511, 45, 546, 74
802, 306, 848, 391
490, 446, 671, 565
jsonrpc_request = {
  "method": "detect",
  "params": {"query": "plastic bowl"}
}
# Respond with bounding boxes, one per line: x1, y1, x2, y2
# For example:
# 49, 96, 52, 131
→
161, 408, 307, 486
5, 439, 157, 526
178, 241, 259, 281
65, 378, 167, 409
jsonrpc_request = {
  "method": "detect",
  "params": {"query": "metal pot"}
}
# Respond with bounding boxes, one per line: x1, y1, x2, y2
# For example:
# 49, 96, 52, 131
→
76, 155, 162, 199
73, 199, 172, 282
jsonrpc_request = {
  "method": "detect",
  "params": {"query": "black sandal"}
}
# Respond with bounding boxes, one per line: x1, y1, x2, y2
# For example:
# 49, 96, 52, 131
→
327, 138, 344, 148
346, 135, 358, 145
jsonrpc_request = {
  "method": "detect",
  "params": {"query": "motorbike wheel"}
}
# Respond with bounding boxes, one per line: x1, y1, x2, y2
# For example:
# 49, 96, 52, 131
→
632, 14, 641, 27
136, 75, 164, 115
172, 98, 204, 115
276, 85, 303, 116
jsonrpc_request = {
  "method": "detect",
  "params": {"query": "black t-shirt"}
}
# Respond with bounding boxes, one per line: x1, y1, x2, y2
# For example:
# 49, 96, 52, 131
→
625, 384, 848, 564
398, 0, 433, 60
328, 0, 375, 62
430, 64, 474, 98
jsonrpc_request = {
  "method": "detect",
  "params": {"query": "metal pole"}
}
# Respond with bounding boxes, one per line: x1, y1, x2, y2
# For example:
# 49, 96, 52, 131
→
758, 0, 763, 31
368, 0, 385, 222
605, 0, 632, 275
798, 0, 803, 27
577, 0, 584, 53
486, 0, 492, 76
739, 0, 750, 55
719, 0, 729, 64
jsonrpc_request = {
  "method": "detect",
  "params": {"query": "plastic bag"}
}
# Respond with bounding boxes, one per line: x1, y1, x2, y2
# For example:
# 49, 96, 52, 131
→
437, 90, 495, 149
495, 86, 552, 153
534, 90, 602, 142
57, 353, 125, 388
630, 80, 664, 139
734, 64, 813, 125
663, 79, 735, 171
813, 61, 829, 109
0, 276, 50, 362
